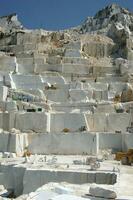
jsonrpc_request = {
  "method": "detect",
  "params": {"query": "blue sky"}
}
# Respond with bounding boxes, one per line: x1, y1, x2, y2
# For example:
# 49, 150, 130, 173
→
0, 0, 132, 30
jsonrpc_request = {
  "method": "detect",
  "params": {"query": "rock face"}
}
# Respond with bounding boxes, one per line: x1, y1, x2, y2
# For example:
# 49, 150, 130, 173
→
80, 4, 133, 35
77, 3, 133, 58
0, 4, 132, 156
0, 13, 23, 32
81, 34, 114, 58
89, 185, 117, 199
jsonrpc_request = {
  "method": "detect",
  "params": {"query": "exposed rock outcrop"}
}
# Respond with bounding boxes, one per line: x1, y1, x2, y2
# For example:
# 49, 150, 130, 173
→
0, 13, 23, 32
81, 34, 114, 58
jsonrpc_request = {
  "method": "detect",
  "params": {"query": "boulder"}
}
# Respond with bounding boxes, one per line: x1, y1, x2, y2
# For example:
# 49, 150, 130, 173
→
89, 185, 117, 199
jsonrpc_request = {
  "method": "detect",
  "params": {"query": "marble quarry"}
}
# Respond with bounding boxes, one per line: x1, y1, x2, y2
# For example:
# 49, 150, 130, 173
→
0, 3, 132, 200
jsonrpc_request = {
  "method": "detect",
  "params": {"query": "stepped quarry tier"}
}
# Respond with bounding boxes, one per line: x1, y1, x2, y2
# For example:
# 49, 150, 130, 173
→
0, 3, 132, 200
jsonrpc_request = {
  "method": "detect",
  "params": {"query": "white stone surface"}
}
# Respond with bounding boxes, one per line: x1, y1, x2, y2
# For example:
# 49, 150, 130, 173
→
122, 133, 133, 151
64, 49, 81, 57
99, 132, 122, 151
0, 86, 8, 101
17, 57, 34, 74
10, 74, 44, 90
51, 194, 87, 200
35, 63, 62, 74
45, 88, 69, 102
28, 132, 96, 155
23, 169, 116, 194
107, 113, 130, 132
85, 113, 130, 132
62, 64, 90, 75
69, 89, 93, 102
0, 132, 28, 154
0, 55, 16, 72
15, 112, 49, 132
42, 74, 65, 85
50, 113, 87, 132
